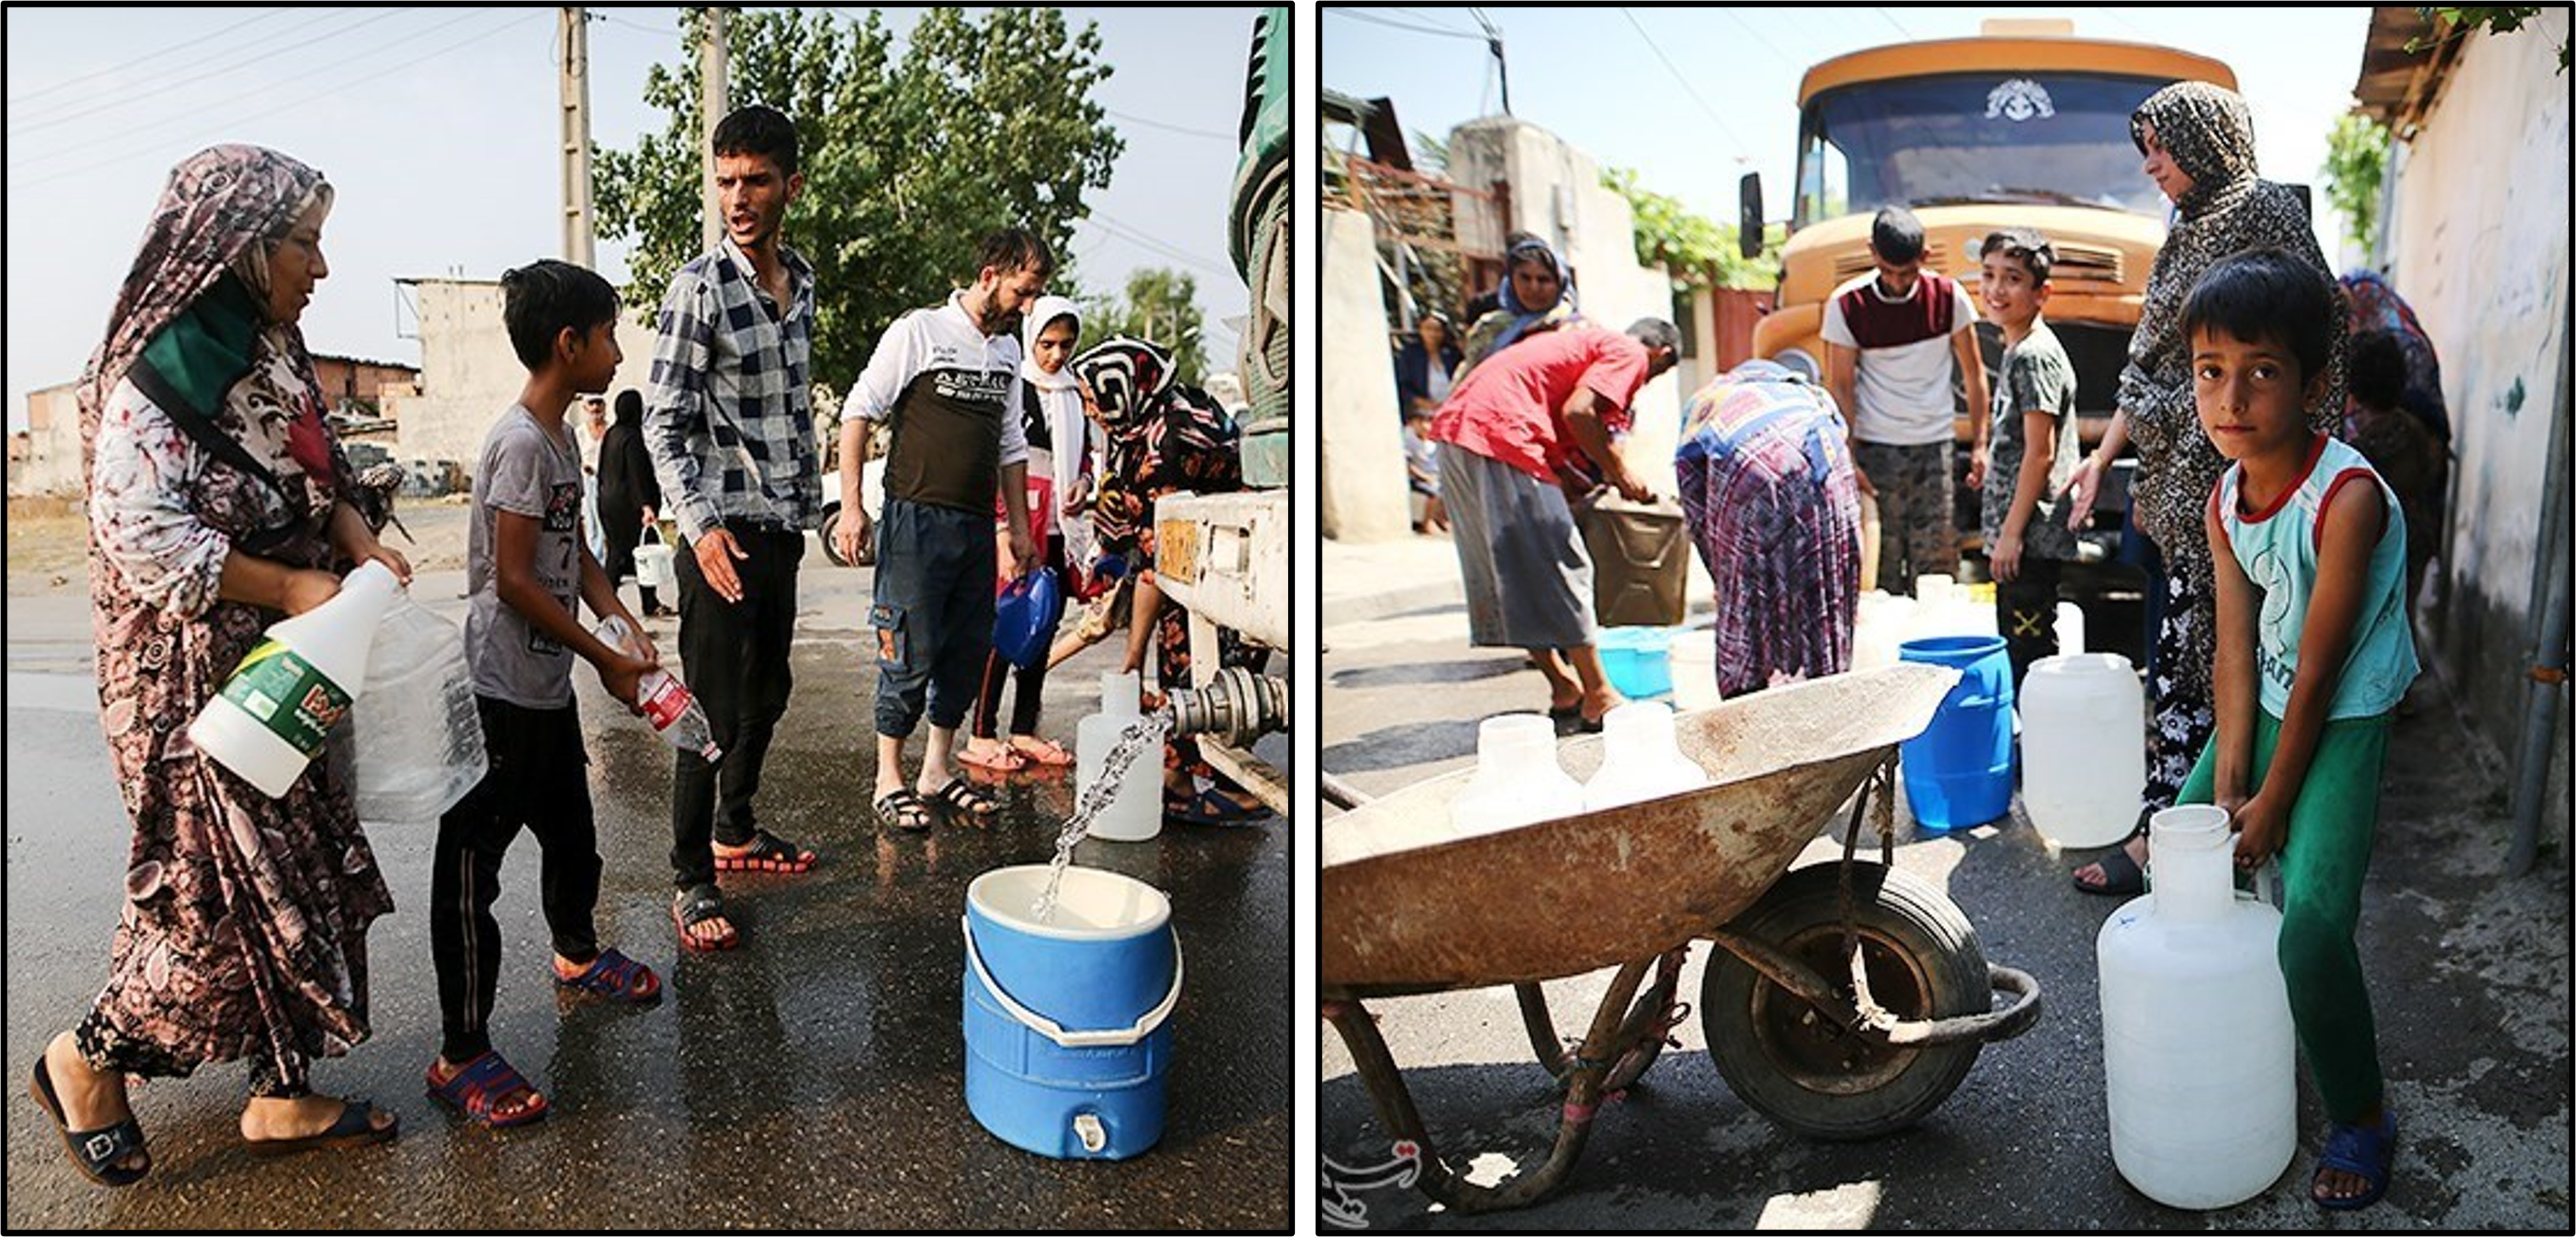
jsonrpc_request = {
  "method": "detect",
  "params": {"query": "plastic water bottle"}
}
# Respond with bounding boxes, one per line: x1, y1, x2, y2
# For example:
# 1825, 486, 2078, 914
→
189, 560, 402, 798
1582, 701, 1714, 811
595, 616, 720, 762
2096, 805, 2294, 1209
349, 593, 486, 824
1449, 714, 1584, 836
1076, 670, 1165, 842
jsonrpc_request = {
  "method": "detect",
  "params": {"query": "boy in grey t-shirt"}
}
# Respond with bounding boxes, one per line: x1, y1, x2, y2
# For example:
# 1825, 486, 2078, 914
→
1969, 228, 2082, 690
430, 261, 664, 1130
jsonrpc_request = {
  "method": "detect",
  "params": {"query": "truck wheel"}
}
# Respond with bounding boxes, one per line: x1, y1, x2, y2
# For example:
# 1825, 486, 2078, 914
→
1700, 863, 1986, 1140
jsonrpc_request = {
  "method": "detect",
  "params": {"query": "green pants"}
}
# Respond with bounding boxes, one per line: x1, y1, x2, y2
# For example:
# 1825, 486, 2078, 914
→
2177, 710, 2390, 1124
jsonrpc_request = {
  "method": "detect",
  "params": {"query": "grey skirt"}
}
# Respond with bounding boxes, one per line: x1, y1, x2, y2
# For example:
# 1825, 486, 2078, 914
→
1438, 445, 1596, 648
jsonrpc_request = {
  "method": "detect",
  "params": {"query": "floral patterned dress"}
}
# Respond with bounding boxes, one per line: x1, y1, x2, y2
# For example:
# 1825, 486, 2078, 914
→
73, 143, 393, 1097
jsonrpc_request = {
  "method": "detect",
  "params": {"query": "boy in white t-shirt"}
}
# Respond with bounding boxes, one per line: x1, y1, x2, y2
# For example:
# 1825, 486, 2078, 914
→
1822, 205, 1989, 594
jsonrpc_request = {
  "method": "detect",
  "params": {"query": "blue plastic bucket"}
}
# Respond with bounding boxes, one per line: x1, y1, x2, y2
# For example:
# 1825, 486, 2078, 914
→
963, 865, 1181, 1160
1597, 626, 1674, 700
1896, 635, 2015, 832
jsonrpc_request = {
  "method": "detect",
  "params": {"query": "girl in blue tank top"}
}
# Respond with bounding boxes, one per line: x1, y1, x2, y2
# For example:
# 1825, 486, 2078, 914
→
2178, 250, 2416, 1212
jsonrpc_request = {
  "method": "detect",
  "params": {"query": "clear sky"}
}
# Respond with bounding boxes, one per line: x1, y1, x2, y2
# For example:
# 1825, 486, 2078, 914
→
5, 5, 1266, 428
1324, 6, 2373, 260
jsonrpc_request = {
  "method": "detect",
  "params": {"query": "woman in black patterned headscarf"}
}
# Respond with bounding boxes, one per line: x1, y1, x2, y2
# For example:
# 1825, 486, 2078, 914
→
33, 145, 406, 1187
2062, 81, 2347, 896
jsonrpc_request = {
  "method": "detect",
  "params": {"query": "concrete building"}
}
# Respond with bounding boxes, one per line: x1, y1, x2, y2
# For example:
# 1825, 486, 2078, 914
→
2352, 7, 2570, 858
10, 351, 420, 500
1322, 116, 1681, 541
383, 277, 659, 474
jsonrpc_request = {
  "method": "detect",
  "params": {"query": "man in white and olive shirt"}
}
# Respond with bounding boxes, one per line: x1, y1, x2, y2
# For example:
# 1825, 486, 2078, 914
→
838, 228, 1045, 834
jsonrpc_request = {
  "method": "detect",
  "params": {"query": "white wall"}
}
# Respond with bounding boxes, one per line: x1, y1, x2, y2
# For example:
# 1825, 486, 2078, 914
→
1447, 117, 1685, 497
2381, 15, 2570, 838
1319, 206, 1413, 542
9, 385, 84, 498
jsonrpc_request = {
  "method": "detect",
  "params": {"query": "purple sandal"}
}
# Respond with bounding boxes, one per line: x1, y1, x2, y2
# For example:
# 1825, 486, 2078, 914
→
427, 1051, 548, 1129
554, 947, 662, 1003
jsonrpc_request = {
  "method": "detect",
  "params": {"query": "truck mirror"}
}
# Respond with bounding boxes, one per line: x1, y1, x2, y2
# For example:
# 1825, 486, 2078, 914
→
1739, 172, 1765, 260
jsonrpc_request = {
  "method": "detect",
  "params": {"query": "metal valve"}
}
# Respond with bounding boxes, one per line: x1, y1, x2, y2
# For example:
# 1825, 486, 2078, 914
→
1161, 666, 1289, 744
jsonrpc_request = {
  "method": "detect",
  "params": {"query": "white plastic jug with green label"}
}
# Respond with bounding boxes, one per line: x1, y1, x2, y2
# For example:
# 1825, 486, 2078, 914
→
189, 560, 401, 799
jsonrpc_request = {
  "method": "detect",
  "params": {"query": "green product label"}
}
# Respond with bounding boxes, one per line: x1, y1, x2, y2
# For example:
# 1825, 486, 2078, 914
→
217, 640, 350, 758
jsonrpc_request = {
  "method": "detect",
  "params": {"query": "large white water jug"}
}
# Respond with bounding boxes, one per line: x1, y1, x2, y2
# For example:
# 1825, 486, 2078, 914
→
2056, 601, 2086, 657
1076, 671, 1164, 842
2020, 653, 2144, 848
1584, 701, 1714, 811
1905, 574, 1993, 643
1852, 591, 1917, 672
189, 561, 402, 798
350, 594, 486, 824
1450, 714, 1583, 836
2097, 805, 2295, 1210
1667, 630, 1722, 711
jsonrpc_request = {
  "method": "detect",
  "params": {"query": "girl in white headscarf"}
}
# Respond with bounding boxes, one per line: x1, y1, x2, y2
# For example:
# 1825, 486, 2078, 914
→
963, 298, 1087, 770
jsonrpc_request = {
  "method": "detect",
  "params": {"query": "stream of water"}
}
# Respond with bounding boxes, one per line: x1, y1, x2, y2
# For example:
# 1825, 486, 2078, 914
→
1032, 711, 1172, 923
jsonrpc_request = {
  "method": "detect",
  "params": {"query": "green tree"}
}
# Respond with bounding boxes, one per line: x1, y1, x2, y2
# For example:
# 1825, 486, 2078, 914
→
594, 7, 1124, 391
2416, 7, 2567, 72
1603, 167, 1782, 290
2319, 112, 2391, 258
1084, 268, 1210, 387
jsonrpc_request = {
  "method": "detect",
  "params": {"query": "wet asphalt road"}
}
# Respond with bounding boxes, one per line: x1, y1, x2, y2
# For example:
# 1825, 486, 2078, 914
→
1319, 595, 2571, 1231
6, 561, 1291, 1230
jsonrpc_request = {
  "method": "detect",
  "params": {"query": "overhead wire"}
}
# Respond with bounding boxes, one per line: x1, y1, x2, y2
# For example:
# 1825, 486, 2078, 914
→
1617, 9, 1757, 166
1326, 9, 1489, 42
8, 7, 412, 135
5, 7, 296, 108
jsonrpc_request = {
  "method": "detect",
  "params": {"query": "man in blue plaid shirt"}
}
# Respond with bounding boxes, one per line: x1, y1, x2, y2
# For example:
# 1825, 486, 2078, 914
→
643, 104, 823, 954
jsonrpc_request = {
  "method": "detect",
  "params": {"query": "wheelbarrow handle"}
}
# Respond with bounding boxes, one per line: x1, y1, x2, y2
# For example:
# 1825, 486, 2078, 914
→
1876, 962, 2043, 1048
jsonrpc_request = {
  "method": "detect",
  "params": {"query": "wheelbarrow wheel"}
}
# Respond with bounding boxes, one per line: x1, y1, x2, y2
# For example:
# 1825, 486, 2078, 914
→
1701, 863, 1987, 1140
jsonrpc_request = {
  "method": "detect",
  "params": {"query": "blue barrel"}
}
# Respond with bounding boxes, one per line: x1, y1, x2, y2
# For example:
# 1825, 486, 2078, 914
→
1896, 635, 2014, 832
963, 865, 1180, 1160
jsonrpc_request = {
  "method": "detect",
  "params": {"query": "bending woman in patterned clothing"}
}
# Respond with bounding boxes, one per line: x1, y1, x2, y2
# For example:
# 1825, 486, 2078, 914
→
32, 145, 408, 1186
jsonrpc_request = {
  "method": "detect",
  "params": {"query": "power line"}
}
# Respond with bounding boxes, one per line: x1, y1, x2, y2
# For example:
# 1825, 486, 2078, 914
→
1875, 9, 1915, 42
1385, 7, 1481, 38
5, 7, 297, 108
1617, 9, 1756, 166
7, 10, 542, 181
1326, 9, 1487, 42
8, 8, 412, 136
1078, 214, 1232, 280
1105, 108, 1234, 143
1719, 8, 1806, 77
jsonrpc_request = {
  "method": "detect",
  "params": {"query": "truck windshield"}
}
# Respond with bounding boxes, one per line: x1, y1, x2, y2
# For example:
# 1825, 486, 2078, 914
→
1794, 72, 2183, 228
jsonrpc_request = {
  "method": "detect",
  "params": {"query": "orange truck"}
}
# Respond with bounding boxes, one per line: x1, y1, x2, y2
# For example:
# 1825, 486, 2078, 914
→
1738, 19, 2236, 539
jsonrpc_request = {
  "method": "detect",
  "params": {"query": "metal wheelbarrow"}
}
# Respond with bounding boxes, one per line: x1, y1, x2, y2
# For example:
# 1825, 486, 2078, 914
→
1321, 664, 2043, 1214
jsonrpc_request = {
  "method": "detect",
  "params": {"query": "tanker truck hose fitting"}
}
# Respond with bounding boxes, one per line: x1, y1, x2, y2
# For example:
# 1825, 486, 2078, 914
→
1162, 666, 1290, 745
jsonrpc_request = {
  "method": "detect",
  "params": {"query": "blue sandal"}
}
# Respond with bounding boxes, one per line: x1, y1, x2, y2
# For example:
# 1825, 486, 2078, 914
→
554, 947, 662, 1003
2313, 1109, 2395, 1211
428, 1051, 548, 1129
1165, 787, 1274, 826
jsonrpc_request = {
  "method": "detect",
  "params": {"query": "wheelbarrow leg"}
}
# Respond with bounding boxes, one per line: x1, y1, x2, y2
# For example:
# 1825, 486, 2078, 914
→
1325, 958, 1654, 1214
1517, 946, 1689, 1091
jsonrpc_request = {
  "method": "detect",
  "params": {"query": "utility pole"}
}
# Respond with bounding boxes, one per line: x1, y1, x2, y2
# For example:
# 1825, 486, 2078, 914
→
558, 8, 595, 267
700, 7, 730, 253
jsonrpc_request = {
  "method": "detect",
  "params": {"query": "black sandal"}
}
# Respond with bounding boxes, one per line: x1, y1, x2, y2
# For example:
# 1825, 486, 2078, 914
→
925, 776, 1002, 822
672, 884, 738, 951
874, 788, 934, 832
30, 1055, 148, 1186
245, 1098, 399, 1157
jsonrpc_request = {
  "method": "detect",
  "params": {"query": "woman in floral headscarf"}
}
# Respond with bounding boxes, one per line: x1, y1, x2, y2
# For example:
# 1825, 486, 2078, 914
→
2057, 82, 2347, 898
31, 146, 408, 1186
1452, 234, 1584, 383
1074, 337, 1273, 825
